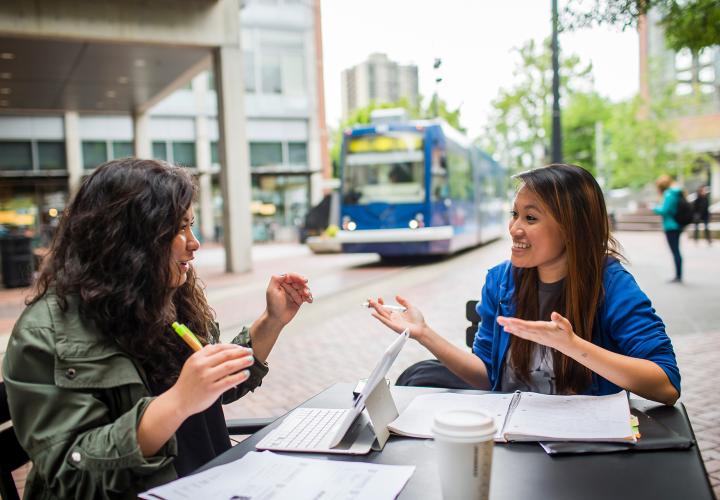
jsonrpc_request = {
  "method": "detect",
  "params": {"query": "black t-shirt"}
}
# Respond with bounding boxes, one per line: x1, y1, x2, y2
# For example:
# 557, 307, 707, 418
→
148, 376, 231, 477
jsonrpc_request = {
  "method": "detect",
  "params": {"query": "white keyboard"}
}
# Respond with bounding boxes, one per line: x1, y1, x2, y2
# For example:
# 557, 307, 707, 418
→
259, 408, 349, 451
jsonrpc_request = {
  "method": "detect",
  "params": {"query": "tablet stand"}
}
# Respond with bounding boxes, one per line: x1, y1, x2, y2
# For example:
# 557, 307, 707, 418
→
363, 380, 399, 451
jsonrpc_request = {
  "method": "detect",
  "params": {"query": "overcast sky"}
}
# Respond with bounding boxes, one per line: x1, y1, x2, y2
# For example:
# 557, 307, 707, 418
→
320, 0, 639, 138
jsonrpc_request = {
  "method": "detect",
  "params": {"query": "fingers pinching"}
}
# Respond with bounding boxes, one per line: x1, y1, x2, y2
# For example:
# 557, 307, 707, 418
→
279, 273, 312, 303
282, 272, 308, 285
280, 282, 303, 306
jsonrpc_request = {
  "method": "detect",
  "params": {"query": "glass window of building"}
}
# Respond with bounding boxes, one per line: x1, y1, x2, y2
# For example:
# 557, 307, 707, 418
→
172, 142, 196, 167
82, 141, 108, 169
112, 141, 133, 159
282, 51, 305, 96
38, 141, 66, 170
675, 48, 692, 69
244, 51, 256, 93
0, 141, 32, 170
210, 141, 220, 164
153, 141, 168, 161
261, 52, 282, 94
250, 142, 282, 167
288, 142, 307, 167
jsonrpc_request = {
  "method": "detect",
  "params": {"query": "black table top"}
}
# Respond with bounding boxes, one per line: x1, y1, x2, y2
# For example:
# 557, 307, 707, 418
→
203, 384, 713, 500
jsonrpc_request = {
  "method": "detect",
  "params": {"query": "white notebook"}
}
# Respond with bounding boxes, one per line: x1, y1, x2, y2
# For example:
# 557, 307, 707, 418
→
388, 390, 637, 443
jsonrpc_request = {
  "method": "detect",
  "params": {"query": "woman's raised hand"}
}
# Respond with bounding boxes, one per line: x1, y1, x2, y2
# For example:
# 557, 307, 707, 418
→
367, 295, 428, 341
169, 344, 255, 417
265, 273, 313, 327
496, 311, 578, 353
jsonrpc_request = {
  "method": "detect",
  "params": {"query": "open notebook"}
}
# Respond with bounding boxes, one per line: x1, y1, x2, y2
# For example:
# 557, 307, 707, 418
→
388, 390, 637, 443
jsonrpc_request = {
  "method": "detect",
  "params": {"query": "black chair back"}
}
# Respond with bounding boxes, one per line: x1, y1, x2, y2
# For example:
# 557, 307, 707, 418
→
465, 299, 481, 348
0, 381, 29, 500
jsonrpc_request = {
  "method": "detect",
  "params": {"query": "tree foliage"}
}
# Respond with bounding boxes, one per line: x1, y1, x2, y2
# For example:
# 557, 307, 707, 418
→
477, 38, 594, 173
480, 37, 687, 188
562, 0, 720, 52
602, 97, 677, 188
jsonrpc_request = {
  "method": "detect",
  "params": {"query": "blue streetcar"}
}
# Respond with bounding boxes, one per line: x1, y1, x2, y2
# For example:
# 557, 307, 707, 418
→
337, 116, 507, 257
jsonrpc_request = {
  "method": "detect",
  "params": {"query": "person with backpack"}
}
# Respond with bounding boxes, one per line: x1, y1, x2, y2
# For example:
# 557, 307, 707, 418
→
692, 185, 712, 245
653, 174, 687, 283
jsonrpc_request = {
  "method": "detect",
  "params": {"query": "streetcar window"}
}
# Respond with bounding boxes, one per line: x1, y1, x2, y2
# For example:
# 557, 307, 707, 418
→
342, 158, 425, 205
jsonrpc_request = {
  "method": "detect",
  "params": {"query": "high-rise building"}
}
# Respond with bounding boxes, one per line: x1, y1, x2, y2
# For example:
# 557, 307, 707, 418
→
639, 9, 720, 194
341, 53, 419, 119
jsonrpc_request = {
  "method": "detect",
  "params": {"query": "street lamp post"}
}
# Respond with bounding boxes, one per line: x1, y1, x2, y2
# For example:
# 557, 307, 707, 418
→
433, 57, 442, 118
551, 0, 563, 164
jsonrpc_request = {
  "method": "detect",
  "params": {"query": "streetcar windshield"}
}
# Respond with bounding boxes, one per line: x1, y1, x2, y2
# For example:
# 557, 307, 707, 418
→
342, 132, 426, 205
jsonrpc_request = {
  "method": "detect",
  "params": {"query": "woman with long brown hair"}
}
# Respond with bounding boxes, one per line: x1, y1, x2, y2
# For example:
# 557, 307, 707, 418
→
369, 164, 680, 405
2, 158, 312, 498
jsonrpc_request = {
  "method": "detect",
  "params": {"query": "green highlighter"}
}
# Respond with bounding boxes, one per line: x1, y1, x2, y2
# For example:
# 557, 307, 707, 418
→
171, 322, 203, 352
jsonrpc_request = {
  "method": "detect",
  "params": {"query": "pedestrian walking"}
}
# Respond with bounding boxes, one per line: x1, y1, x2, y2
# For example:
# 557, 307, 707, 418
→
692, 185, 711, 245
652, 174, 685, 283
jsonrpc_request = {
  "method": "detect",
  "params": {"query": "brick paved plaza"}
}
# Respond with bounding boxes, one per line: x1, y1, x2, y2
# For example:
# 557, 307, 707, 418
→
1, 231, 718, 497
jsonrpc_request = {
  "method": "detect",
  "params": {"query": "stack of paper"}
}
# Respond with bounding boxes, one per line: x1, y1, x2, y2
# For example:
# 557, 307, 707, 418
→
140, 451, 414, 500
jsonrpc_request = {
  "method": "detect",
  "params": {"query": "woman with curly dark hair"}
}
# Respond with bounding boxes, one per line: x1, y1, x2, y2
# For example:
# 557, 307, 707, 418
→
2, 158, 313, 498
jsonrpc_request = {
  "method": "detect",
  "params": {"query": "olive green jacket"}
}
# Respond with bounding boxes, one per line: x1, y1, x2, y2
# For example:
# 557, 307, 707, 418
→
1, 294, 268, 499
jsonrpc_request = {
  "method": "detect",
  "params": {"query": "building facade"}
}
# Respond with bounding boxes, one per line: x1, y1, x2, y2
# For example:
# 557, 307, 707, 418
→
639, 9, 720, 196
341, 53, 419, 120
0, 0, 329, 245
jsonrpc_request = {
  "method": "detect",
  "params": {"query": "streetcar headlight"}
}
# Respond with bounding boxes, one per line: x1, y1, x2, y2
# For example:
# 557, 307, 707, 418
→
408, 213, 424, 230
342, 216, 357, 231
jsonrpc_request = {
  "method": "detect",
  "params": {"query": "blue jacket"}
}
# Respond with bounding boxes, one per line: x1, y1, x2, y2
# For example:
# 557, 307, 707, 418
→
472, 259, 681, 396
653, 187, 682, 231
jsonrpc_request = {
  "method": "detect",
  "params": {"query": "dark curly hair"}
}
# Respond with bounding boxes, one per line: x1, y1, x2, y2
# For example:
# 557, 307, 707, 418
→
29, 158, 215, 385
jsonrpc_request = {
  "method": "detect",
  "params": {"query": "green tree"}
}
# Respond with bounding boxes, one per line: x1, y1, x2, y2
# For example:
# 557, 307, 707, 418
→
562, 92, 612, 173
480, 37, 687, 188
562, 0, 720, 52
478, 38, 593, 173
602, 97, 678, 188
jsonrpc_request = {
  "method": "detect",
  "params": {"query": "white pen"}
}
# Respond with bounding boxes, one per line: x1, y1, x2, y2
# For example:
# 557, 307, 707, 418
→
361, 302, 407, 312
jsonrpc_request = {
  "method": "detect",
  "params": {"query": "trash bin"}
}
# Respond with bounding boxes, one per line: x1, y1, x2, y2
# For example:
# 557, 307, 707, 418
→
1, 236, 34, 288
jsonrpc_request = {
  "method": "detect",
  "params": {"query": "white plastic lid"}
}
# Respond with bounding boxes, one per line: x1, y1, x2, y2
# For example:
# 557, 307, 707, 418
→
431, 409, 496, 442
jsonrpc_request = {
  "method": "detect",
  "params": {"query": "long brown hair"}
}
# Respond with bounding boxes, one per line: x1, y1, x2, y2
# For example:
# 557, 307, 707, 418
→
509, 164, 624, 394
29, 158, 215, 385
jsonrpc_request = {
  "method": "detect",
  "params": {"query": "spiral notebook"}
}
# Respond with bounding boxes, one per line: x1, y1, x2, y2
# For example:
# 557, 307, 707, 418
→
388, 390, 637, 443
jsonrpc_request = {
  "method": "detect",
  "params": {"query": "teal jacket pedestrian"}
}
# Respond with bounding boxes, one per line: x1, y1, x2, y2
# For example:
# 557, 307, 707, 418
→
473, 259, 681, 396
653, 186, 682, 231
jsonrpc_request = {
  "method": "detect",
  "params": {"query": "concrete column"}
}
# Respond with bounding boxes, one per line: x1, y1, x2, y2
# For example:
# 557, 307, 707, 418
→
305, 26, 323, 208
193, 73, 215, 242
64, 111, 82, 197
711, 160, 720, 203
214, 45, 252, 273
133, 109, 151, 158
